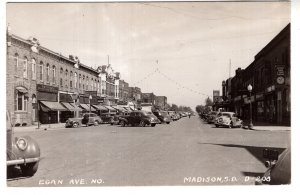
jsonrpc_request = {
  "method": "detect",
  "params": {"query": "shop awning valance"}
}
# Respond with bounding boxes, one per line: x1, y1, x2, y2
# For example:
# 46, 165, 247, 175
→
93, 105, 109, 111
40, 101, 67, 111
80, 104, 96, 111
61, 102, 82, 111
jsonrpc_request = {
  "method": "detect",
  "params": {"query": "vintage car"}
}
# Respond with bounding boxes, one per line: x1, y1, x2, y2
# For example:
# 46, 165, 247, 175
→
119, 110, 161, 127
153, 111, 172, 124
255, 147, 291, 185
100, 112, 116, 124
110, 112, 130, 125
7, 112, 40, 177
206, 111, 220, 124
214, 112, 243, 128
167, 111, 178, 121
65, 113, 103, 128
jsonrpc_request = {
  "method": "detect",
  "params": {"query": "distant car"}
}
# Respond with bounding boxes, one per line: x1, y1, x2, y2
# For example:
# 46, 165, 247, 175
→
7, 112, 40, 177
119, 110, 161, 127
214, 112, 243, 128
256, 147, 291, 185
65, 113, 103, 128
153, 111, 172, 124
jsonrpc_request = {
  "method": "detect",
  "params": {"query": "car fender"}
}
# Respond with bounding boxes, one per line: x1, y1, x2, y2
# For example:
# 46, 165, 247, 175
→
8, 135, 41, 162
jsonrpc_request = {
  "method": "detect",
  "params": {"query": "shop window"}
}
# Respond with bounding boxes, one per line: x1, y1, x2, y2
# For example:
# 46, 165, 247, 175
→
15, 91, 28, 111
46, 63, 50, 82
39, 61, 44, 81
23, 57, 28, 78
31, 58, 36, 80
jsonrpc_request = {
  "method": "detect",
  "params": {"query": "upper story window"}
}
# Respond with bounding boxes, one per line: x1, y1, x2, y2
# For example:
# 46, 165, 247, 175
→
14, 53, 19, 71
52, 66, 56, 84
46, 64, 50, 82
60, 78, 63, 87
31, 58, 36, 80
39, 61, 44, 81
74, 72, 78, 88
23, 57, 28, 79
79, 74, 82, 88
65, 69, 68, 78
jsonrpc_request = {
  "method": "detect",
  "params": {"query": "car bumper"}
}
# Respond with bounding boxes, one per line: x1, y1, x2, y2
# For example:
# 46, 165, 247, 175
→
7, 157, 40, 166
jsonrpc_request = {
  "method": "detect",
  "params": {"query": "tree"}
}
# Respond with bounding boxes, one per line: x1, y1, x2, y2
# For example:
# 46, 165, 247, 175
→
170, 104, 179, 111
205, 97, 213, 107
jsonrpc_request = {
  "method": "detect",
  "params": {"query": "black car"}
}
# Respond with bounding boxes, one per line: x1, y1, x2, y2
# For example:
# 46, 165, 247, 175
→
119, 110, 160, 127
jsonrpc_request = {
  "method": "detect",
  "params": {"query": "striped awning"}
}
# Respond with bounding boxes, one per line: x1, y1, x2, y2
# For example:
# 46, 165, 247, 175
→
69, 103, 83, 111
112, 105, 127, 112
93, 105, 109, 111
40, 101, 67, 111
103, 105, 117, 112
61, 102, 82, 111
80, 104, 96, 111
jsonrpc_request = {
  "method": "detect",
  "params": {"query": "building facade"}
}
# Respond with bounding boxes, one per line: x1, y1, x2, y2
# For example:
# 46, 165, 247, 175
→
218, 23, 290, 125
7, 32, 120, 125
141, 93, 156, 105
155, 96, 167, 110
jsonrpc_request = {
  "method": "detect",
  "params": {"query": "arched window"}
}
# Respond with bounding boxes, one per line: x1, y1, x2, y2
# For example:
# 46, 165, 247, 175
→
14, 53, 19, 71
46, 64, 50, 82
52, 66, 56, 84
65, 69, 68, 77
60, 78, 63, 87
23, 57, 28, 78
86, 76, 89, 90
31, 58, 36, 80
39, 61, 43, 81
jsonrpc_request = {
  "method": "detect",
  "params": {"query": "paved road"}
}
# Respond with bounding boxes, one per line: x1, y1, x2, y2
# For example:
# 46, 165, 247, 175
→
7, 116, 290, 186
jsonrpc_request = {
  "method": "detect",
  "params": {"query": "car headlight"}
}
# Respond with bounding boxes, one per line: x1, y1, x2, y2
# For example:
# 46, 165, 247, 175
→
16, 137, 28, 151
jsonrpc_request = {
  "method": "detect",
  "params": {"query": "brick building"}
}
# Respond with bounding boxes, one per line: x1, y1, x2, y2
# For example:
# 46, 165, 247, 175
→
141, 93, 156, 105
6, 31, 120, 125
218, 23, 290, 125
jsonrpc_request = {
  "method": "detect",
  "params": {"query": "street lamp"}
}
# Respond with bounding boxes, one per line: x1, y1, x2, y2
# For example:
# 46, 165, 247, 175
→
89, 95, 92, 114
247, 84, 254, 130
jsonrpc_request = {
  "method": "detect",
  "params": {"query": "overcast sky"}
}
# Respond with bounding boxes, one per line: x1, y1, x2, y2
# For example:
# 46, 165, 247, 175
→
6, 2, 290, 110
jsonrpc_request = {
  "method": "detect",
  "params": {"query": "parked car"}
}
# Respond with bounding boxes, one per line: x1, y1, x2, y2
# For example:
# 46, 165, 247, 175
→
255, 147, 291, 185
153, 111, 172, 124
65, 113, 103, 128
100, 112, 116, 124
110, 112, 130, 125
206, 111, 219, 124
119, 110, 161, 127
7, 112, 40, 177
214, 112, 243, 128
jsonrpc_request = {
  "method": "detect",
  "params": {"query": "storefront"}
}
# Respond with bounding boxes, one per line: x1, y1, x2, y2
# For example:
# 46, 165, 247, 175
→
37, 84, 67, 124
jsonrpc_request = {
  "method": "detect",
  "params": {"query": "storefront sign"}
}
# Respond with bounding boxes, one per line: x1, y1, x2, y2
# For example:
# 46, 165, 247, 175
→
37, 84, 58, 93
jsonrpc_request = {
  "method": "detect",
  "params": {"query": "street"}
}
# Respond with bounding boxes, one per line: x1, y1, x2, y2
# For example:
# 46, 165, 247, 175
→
7, 116, 290, 186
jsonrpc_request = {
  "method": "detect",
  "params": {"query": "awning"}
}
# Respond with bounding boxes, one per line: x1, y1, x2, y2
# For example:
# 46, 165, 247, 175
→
69, 103, 83, 111
104, 105, 117, 112
123, 106, 134, 111
80, 104, 96, 111
40, 101, 67, 111
61, 102, 82, 111
92, 105, 109, 111
112, 105, 127, 112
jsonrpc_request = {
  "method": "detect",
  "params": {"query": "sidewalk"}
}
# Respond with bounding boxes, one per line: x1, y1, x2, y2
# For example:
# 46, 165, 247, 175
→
13, 123, 66, 132
242, 120, 291, 131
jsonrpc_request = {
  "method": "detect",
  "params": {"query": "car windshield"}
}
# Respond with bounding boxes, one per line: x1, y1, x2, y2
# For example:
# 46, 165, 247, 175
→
222, 113, 232, 118
161, 112, 168, 116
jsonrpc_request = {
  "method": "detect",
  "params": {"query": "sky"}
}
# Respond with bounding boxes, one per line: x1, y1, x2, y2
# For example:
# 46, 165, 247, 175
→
6, 1, 291, 110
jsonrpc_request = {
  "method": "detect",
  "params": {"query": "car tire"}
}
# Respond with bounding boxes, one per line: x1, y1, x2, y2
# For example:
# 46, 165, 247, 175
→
229, 122, 233, 128
151, 124, 156, 127
215, 124, 219, 128
120, 121, 125, 127
166, 122, 170, 124
94, 120, 99, 126
139, 120, 146, 127
73, 122, 79, 128
20, 162, 39, 177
